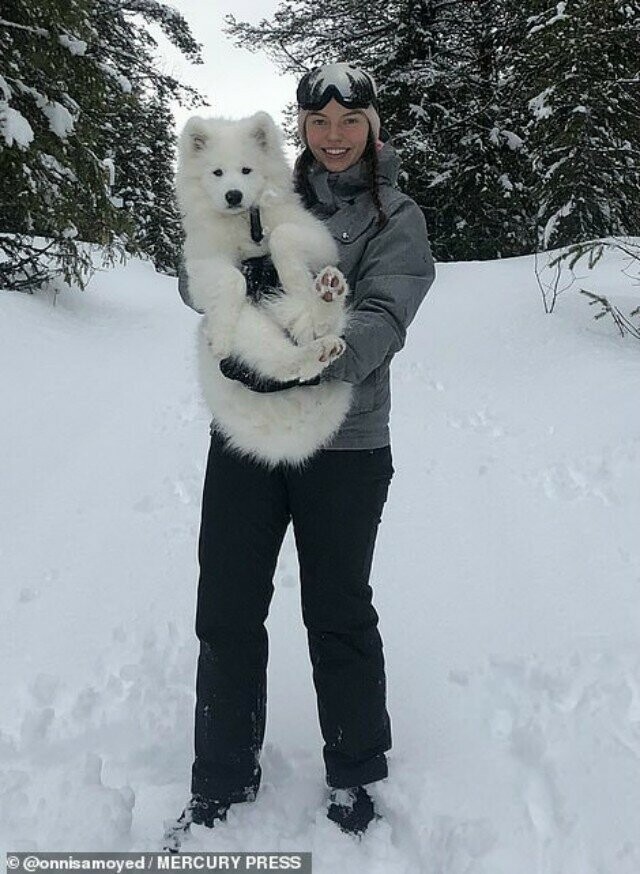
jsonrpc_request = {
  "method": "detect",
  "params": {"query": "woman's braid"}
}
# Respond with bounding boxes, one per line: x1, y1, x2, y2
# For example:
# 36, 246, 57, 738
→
293, 148, 316, 208
364, 129, 387, 229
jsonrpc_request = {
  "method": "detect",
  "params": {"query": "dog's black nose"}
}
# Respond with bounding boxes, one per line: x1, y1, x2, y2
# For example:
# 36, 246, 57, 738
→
225, 189, 243, 207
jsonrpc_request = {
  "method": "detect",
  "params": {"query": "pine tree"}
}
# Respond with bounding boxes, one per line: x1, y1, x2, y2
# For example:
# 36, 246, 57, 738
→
421, 0, 535, 260
89, 0, 205, 275
1, 0, 205, 292
517, 0, 640, 251
0, 0, 130, 291
140, 94, 184, 275
371, 0, 535, 260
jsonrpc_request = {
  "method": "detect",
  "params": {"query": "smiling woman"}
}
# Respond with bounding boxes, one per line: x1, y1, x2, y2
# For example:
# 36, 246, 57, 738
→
304, 102, 370, 171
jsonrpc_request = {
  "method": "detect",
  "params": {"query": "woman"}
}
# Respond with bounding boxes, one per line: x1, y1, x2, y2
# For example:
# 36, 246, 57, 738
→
167, 62, 436, 846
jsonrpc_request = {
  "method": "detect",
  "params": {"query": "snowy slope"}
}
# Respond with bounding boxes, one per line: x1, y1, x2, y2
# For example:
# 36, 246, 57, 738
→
1, 246, 639, 872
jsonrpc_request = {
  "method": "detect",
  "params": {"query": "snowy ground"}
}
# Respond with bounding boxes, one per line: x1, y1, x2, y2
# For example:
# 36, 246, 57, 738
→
1, 243, 639, 872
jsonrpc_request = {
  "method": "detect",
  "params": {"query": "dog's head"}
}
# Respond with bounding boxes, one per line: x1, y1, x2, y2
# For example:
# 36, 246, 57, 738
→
177, 112, 289, 215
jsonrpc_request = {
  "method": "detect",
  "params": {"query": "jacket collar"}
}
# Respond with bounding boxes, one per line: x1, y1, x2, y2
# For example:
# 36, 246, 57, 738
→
306, 131, 400, 211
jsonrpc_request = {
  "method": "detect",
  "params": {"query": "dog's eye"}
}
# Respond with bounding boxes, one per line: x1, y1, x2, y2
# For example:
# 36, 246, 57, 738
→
241, 167, 253, 175
212, 169, 223, 177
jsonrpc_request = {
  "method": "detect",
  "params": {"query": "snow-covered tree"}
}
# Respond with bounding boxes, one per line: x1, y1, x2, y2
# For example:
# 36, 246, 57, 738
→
136, 94, 184, 275
516, 0, 640, 251
0, 0, 130, 291
89, 0, 204, 275
376, 0, 534, 260
428, 0, 535, 260
1, 0, 204, 292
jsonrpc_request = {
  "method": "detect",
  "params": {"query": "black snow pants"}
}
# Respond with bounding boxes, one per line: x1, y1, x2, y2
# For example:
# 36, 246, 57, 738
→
191, 428, 394, 805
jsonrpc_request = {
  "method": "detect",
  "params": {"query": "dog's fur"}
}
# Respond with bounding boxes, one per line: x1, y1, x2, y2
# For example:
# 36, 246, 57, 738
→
175, 112, 353, 469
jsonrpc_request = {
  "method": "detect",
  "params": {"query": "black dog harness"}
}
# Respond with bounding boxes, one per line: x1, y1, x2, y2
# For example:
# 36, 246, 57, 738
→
249, 205, 264, 244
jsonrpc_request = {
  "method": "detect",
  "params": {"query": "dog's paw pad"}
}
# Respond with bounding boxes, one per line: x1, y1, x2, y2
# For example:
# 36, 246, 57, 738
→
318, 335, 346, 363
314, 266, 348, 302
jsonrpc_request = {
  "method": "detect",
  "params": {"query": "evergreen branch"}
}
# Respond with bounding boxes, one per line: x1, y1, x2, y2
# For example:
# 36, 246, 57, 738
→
0, 18, 49, 37
119, 0, 203, 62
580, 289, 640, 340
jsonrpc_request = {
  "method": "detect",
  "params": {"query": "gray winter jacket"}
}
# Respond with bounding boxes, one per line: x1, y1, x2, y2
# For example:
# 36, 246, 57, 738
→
178, 138, 436, 450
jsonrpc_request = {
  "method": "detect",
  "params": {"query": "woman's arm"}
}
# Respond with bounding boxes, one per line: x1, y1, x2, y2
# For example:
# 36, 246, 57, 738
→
320, 198, 436, 385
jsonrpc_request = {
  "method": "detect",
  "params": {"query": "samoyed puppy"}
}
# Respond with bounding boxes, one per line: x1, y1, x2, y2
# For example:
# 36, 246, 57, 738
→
175, 111, 354, 469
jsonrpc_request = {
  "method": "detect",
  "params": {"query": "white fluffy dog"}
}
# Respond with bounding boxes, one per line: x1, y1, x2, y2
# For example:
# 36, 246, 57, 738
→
175, 112, 353, 469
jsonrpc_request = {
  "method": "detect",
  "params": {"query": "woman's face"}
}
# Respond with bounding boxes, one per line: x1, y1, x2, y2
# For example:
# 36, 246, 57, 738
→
305, 98, 370, 172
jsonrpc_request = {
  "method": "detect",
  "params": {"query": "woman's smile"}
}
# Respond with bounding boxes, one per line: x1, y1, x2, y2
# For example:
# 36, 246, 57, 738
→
321, 146, 352, 166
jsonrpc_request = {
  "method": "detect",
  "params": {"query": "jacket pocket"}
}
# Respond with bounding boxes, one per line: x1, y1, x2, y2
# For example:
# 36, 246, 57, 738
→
350, 370, 377, 414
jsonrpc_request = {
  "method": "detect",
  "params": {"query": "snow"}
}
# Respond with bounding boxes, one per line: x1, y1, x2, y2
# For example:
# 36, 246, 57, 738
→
0, 105, 35, 148
542, 198, 576, 247
101, 157, 116, 187
529, 2, 569, 35
98, 62, 133, 94
489, 127, 524, 151
429, 169, 452, 187
0, 18, 48, 38
1, 243, 640, 871
58, 34, 88, 56
544, 156, 569, 181
40, 100, 76, 139
545, 1, 569, 27
1, 79, 76, 143
39, 152, 78, 182
502, 129, 524, 151
408, 104, 428, 121
529, 87, 555, 121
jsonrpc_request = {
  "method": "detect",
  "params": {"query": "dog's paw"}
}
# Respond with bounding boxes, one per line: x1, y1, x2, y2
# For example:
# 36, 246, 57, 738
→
314, 266, 348, 303
318, 334, 346, 362
296, 335, 346, 381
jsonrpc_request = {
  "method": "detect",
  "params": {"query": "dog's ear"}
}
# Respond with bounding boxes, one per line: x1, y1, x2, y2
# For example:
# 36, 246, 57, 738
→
183, 116, 210, 153
247, 111, 278, 152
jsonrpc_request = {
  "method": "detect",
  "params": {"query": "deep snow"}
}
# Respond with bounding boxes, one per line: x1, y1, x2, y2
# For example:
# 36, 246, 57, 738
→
1, 243, 639, 872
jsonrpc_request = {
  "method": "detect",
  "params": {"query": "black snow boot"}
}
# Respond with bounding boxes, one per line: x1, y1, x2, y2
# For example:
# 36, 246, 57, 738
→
162, 795, 231, 853
326, 786, 380, 836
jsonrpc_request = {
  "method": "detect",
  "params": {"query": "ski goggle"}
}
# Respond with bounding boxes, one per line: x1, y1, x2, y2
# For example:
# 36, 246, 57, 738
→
296, 63, 378, 112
